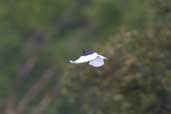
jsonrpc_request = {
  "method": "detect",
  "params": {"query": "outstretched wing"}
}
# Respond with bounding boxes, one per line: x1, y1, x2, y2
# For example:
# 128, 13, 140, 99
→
69, 53, 98, 64
89, 56, 104, 67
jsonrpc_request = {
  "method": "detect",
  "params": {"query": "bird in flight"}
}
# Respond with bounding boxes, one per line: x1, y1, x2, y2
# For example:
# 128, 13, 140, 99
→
69, 50, 107, 67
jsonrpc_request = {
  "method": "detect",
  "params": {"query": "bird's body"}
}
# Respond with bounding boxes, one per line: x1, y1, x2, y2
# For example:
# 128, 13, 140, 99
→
69, 50, 107, 67
81, 50, 94, 56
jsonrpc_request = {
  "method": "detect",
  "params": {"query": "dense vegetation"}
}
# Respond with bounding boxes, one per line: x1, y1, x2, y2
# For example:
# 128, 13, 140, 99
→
0, 0, 171, 114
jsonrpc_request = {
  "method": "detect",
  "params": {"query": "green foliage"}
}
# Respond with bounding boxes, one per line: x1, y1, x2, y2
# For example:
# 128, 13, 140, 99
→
0, 0, 171, 114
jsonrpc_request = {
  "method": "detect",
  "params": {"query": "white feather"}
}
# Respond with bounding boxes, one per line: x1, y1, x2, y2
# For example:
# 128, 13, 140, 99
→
89, 56, 104, 67
98, 54, 107, 60
69, 53, 98, 64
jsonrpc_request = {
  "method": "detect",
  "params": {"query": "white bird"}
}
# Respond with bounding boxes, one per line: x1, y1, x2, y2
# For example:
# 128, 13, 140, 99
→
69, 50, 107, 67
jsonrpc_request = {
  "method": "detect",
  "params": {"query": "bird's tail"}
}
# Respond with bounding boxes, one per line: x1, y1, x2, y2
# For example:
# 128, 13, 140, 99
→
99, 55, 107, 60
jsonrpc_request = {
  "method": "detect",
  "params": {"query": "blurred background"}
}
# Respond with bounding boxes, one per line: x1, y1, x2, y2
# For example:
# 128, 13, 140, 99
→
0, 0, 171, 114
